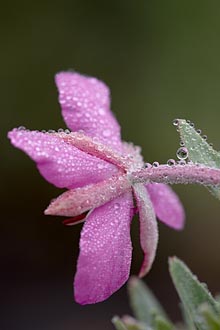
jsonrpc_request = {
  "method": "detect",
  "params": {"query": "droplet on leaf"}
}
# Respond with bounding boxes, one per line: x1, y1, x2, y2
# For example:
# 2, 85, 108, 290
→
176, 147, 188, 160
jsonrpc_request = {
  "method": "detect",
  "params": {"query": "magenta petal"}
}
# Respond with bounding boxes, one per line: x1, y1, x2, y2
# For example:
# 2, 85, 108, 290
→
8, 129, 118, 189
74, 192, 134, 304
55, 72, 123, 152
45, 174, 131, 217
146, 183, 185, 230
133, 183, 158, 278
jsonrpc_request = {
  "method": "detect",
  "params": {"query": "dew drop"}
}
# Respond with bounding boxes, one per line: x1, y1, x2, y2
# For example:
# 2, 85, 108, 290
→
97, 163, 104, 170
172, 119, 179, 126
178, 160, 186, 166
179, 140, 185, 147
152, 161, 159, 167
48, 129, 55, 133
92, 136, 99, 143
114, 203, 120, 210
103, 129, 111, 137
167, 159, 176, 166
144, 162, 151, 168
58, 128, 64, 133
196, 129, 202, 134
65, 129, 70, 134
110, 185, 116, 191
202, 135, 207, 140
98, 108, 105, 116
176, 147, 188, 160
41, 130, 46, 133
97, 144, 104, 151
18, 126, 26, 131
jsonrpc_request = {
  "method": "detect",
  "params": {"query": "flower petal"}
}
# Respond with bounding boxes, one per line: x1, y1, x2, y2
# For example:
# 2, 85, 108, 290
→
74, 192, 134, 304
133, 183, 158, 278
8, 129, 118, 189
146, 183, 185, 230
45, 173, 131, 217
55, 72, 123, 152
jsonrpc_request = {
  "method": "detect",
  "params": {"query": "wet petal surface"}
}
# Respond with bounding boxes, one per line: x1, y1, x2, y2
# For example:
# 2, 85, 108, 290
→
74, 192, 134, 304
55, 72, 123, 152
133, 183, 158, 278
8, 129, 118, 189
146, 183, 185, 230
45, 173, 131, 217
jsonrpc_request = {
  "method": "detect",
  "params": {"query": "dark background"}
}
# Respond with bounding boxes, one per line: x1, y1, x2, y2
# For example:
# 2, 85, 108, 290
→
2, 1, 220, 329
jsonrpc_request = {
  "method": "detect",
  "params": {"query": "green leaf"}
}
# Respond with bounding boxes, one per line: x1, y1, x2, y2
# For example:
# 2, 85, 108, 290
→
180, 303, 196, 330
175, 119, 220, 199
112, 316, 129, 330
199, 303, 220, 330
169, 257, 219, 330
112, 316, 151, 330
154, 315, 173, 330
128, 277, 170, 326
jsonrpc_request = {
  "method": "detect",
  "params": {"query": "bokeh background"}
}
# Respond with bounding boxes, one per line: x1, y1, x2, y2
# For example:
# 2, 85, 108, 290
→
2, 1, 220, 329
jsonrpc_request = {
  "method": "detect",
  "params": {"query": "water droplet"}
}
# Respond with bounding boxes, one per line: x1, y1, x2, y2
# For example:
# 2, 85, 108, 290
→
180, 141, 185, 147
98, 108, 105, 115
110, 185, 116, 191
190, 122, 195, 127
202, 135, 207, 140
41, 130, 46, 133
48, 129, 55, 133
114, 203, 120, 210
176, 147, 188, 160
97, 163, 104, 170
18, 126, 26, 131
173, 119, 179, 126
152, 161, 159, 167
58, 128, 64, 133
97, 144, 104, 151
92, 137, 99, 143
167, 159, 176, 166
178, 160, 186, 165
103, 129, 111, 137
65, 129, 70, 134
144, 162, 151, 168
196, 129, 202, 134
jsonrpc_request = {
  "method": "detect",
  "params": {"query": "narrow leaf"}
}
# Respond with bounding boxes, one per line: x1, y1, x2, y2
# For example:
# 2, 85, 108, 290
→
154, 315, 173, 330
169, 257, 219, 330
175, 119, 220, 199
112, 316, 129, 330
122, 316, 152, 330
199, 304, 220, 330
180, 303, 196, 330
112, 316, 150, 330
128, 277, 169, 326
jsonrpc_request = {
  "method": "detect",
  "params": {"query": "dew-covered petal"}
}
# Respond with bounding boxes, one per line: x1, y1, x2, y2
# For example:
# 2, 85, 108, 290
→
55, 72, 123, 152
45, 173, 131, 216
146, 183, 185, 230
74, 192, 134, 304
133, 183, 158, 278
8, 129, 118, 189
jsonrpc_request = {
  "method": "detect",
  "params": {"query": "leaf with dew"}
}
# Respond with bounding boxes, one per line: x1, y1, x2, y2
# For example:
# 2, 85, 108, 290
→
128, 277, 170, 326
112, 316, 151, 330
175, 119, 220, 199
169, 257, 219, 330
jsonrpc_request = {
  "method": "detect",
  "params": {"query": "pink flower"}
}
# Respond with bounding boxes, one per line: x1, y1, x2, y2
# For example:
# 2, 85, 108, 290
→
8, 72, 220, 304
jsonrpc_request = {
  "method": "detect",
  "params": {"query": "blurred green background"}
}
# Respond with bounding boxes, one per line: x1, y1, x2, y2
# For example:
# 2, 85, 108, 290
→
2, 1, 220, 329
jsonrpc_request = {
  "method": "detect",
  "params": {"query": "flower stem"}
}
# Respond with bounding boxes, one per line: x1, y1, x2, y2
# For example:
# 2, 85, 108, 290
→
132, 164, 220, 187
